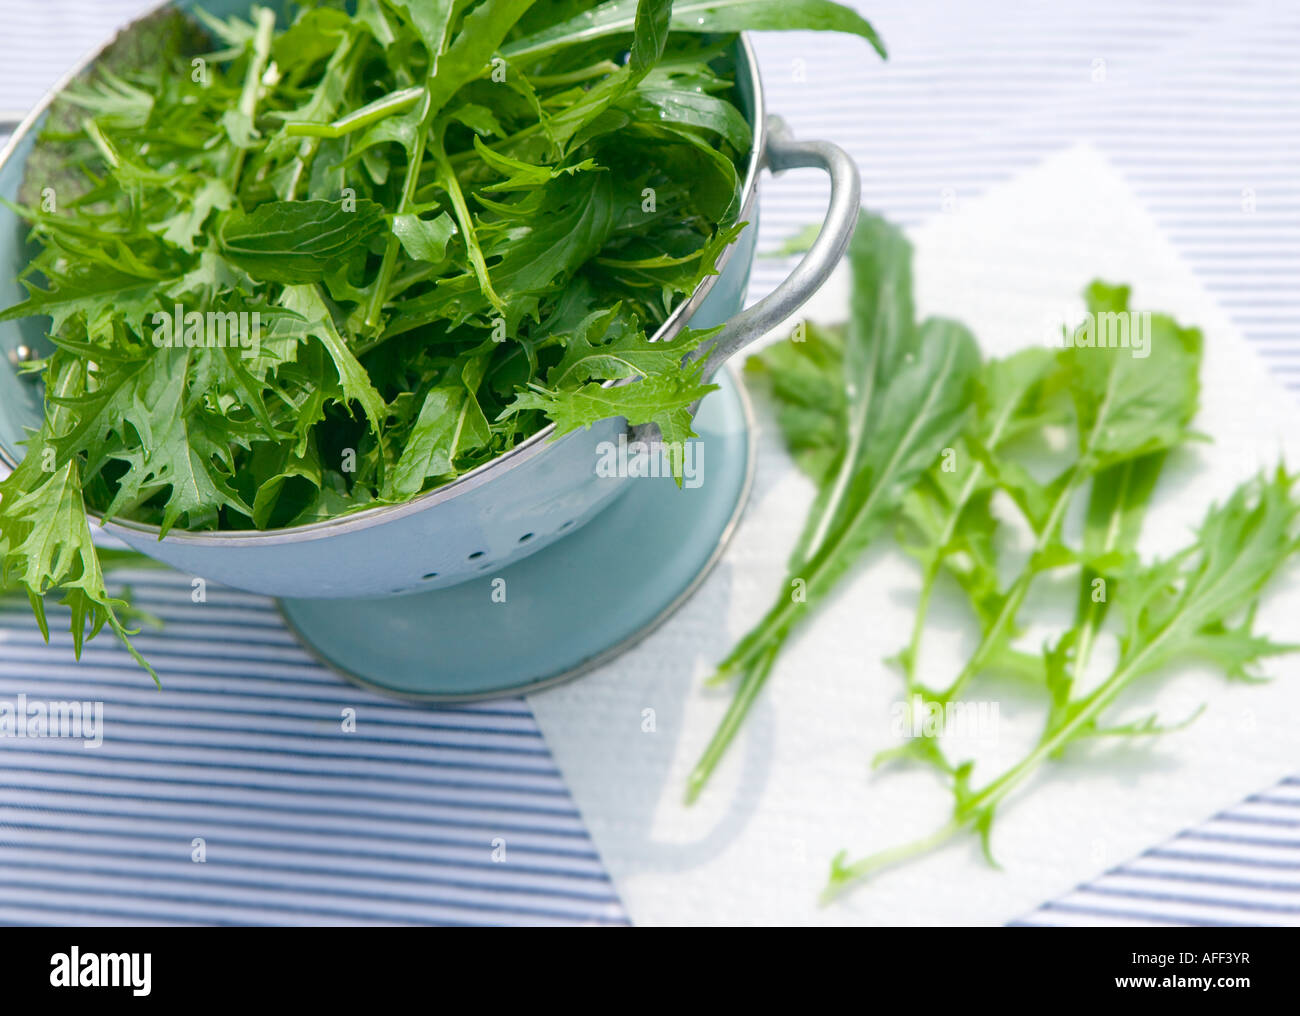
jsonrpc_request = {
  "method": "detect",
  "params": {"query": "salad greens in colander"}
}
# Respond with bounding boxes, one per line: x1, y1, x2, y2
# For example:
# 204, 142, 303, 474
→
0, 0, 884, 677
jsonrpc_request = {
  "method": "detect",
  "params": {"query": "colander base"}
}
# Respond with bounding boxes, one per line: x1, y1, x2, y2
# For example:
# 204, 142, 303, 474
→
276, 370, 754, 702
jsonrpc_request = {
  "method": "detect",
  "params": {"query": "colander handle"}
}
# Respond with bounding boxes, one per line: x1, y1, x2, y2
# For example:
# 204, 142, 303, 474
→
698, 116, 862, 380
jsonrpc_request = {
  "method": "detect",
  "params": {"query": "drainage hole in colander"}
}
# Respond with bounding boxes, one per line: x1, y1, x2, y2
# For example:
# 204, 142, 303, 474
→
518, 532, 534, 543
559, 520, 574, 530
421, 572, 439, 580
468, 551, 485, 560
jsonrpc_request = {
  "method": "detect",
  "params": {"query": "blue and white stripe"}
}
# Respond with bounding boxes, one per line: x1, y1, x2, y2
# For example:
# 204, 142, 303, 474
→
1, 0, 1298, 926
1017, 778, 1300, 927
0, 571, 625, 926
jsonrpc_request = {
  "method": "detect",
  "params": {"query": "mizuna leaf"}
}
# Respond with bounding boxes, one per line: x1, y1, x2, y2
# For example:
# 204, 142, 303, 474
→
391, 211, 457, 263
825, 469, 1300, 899
502, 0, 887, 65
506, 323, 723, 466
425, 0, 540, 118
742, 320, 846, 485
380, 0, 455, 66
280, 285, 388, 435
687, 211, 980, 801
0, 361, 156, 680
919, 283, 1204, 706
218, 199, 387, 284
510, 370, 716, 439
893, 347, 1062, 683
388, 356, 494, 498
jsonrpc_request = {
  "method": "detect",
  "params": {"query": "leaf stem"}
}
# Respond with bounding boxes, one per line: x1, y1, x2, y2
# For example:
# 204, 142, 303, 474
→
826, 632, 1167, 899
975, 636, 1163, 810
284, 33, 363, 200
284, 85, 426, 139
428, 142, 505, 315
928, 360, 1125, 703
927, 467, 1080, 704
685, 645, 778, 803
363, 94, 435, 333
227, 6, 276, 192
688, 339, 973, 797
527, 60, 621, 89
713, 342, 966, 683
900, 391, 1028, 685
901, 559, 940, 681
1072, 458, 1139, 678
821, 820, 963, 903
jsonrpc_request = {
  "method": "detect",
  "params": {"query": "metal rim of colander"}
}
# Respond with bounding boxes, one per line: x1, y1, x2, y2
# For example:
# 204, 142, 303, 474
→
0, 10, 768, 547
276, 361, 759, 706
275, 361, 758, 704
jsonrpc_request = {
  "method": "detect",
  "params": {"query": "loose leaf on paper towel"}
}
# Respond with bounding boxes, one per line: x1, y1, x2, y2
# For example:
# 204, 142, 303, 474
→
914, 282, 1205, 709
675, 201, 1297, 900
826, 467, 1300, 899
891, 347, 1063, 687
686, 210, 980, 801
811, 264, 1300, 899
876, 283, 1203, 775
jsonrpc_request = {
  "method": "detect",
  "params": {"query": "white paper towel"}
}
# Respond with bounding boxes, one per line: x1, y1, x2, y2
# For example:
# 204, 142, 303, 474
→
528, 144, 1300, 926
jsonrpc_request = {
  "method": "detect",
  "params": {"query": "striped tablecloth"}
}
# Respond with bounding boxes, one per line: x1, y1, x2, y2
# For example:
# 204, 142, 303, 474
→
1, 0, 1297, 926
